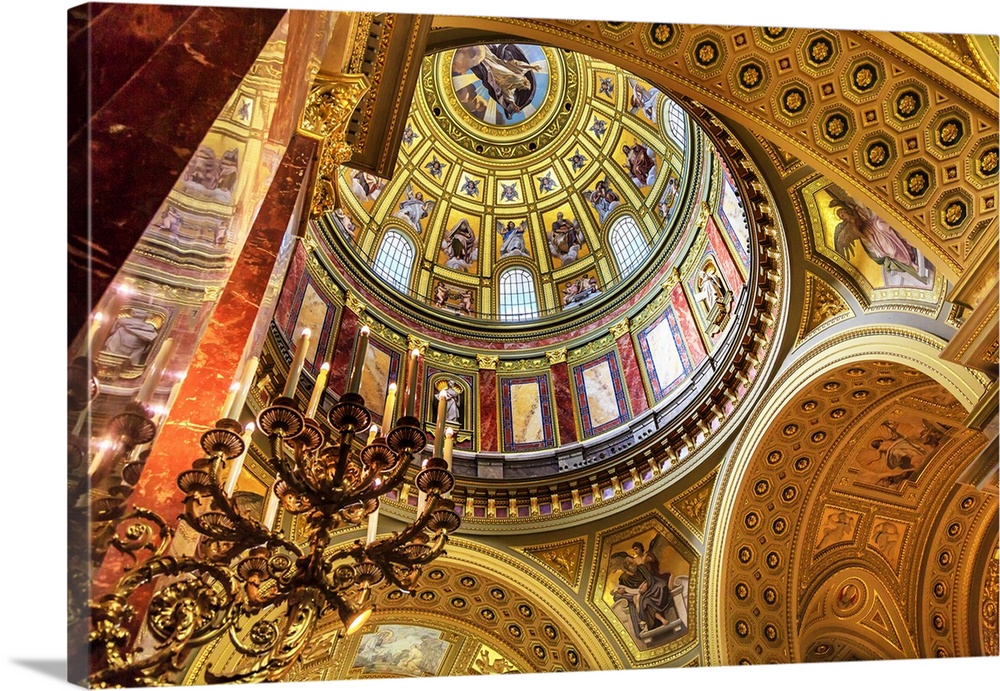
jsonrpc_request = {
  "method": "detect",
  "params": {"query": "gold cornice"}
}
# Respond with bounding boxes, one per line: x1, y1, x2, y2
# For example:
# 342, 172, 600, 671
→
298, 72, 371, 218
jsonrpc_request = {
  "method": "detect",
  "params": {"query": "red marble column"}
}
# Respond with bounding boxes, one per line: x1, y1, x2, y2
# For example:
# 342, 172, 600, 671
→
549, 361, 579, 445
479, 368, 498, 452
671, 283, 708, 365
92, 135, 317, 597
68, 4, 287, 344
615, 332, 649, 416
329, 307, 360, 394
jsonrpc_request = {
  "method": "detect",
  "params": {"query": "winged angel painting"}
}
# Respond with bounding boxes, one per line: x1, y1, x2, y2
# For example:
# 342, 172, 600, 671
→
394, 183, 435, 234
827, 187, 934, 288
604, 531, 689, 649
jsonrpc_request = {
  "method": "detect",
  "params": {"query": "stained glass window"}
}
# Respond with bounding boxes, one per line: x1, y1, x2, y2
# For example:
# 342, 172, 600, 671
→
373, 230, 414, 293
609, 215, 649, 278
498, 267, 539, 321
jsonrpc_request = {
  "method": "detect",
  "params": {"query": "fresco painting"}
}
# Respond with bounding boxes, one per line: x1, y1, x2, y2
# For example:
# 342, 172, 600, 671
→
847, 409, 952, 490
359, 341, 399, 422
637, 307, 691, 401
347, 168, 387, 210
291, 282, 328, 364
542, 204, 588, 267
717, 168, 751, 269
598, 524, 691, 651
438, 210, 481, 273
814, 507, 863, 552
574, 353, 629, 437
500, 375, 555, 451
611, 131, 659, 189
807, 180, 936, 293
450, 43, 550, 127
352, 624, 451, 677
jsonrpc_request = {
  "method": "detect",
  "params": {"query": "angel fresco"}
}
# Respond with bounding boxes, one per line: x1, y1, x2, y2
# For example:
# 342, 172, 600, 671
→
608, 536, 687, 646
627, 78, 660, 122
657, 175, 679, 220
828, 187, 934, 287
451, 44, 542, 124
460, 176, 480, 197
561, 275, 600, 307
621, 140, 658, 187
496, 220, 530, 258
440, 219, 478, 271
547, 212, 584, 265
394, 183, 435, 234
351, 170, 385, 203
500, 181, 520, 203
586, 177, 621, 223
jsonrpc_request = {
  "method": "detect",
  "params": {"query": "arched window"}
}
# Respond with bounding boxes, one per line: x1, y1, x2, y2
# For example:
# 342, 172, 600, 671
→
666, 99, 687, 146
372, 230, 414, 293
498, 267, 539, 321
609, 215, 650, 278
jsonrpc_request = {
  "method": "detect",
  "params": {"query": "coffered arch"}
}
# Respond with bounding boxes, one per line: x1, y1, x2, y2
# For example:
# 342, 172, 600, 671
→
701, 326, 989, 665
428, 17, 999, 282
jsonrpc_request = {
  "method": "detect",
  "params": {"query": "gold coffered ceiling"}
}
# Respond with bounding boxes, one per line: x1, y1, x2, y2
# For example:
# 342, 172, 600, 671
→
428, 16, 999, 281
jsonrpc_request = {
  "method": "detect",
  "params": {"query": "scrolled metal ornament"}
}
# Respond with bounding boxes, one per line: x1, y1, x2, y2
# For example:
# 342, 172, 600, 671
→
88, 380, 460, 687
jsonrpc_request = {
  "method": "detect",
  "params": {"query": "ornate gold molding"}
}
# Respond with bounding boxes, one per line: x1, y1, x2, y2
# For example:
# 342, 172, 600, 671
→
544, 348, 567, 365
297, 72, 370, 218
477, 354, 499, 370
344, 292, 366, 316
407, 334, 429, 355
609, 317, 630, 339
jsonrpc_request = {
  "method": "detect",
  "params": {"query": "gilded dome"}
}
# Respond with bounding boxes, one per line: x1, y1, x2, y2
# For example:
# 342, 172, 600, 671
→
329, 43, 694, 332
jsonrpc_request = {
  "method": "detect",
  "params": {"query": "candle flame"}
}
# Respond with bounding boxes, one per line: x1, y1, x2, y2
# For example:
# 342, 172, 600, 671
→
387, 382, 397, 391
370, 424, 379, 434
374, 478, 382, 487
445, 427, 454, 437
229, 381, 241, 392
94, 312, 104, 323
410, 349, 420, 358
245, 422, 256, 433
360, 325, 371, 335
301, 328, 312, 338
320, 361, 331, 372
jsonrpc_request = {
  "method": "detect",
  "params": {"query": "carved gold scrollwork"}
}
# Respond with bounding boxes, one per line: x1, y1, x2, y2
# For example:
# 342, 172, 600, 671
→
407, 335, 429, 355
545, 348, 567, 365
609, 318, 630, 339
477, 354, 499, 370
297, 73, 371, 219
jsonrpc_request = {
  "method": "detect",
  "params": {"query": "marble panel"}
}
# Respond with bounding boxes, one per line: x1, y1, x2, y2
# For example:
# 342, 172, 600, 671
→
573, 352, 629, 438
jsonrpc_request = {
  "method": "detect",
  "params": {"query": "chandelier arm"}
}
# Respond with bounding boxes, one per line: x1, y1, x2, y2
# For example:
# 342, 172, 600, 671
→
330, 429, 354, 488
357, 450, 415, 504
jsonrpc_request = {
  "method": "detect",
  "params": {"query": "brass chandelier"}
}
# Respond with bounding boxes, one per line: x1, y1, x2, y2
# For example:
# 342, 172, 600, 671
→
85, 328, 461, 687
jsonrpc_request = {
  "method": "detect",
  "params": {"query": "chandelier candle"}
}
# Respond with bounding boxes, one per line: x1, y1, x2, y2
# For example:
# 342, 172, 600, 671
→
404, 349, 421, 417
366, 424, 379, 445
220, 381, 241, 419
224, 422, 255, 496
135, 337, 175, 405
443, 427, 454, 469
381, 382, 397, 429
227, 355, 260, 419
282, 329, 311, 398
433, 390, 447, 457
83, 311, 103, 358
366, 503, 379, 543
305, 361, 330, 418
346, 325, 371, 394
